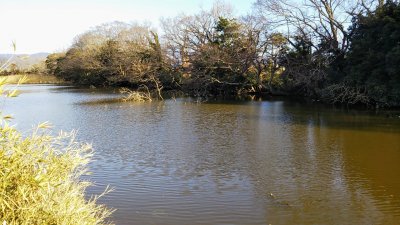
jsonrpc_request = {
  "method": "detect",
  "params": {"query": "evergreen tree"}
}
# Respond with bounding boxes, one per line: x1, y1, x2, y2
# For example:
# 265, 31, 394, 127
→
346, 1, 400, 106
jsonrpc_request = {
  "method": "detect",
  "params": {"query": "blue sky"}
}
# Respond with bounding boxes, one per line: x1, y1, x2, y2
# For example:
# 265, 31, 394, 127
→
0, 0, 254, 54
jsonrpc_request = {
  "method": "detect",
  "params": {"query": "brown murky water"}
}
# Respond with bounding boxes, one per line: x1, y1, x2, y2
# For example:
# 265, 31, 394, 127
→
6, 85, 400, 224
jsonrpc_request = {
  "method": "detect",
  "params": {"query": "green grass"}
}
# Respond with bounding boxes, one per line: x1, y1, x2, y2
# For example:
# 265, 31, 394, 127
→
0, 74, 65, 84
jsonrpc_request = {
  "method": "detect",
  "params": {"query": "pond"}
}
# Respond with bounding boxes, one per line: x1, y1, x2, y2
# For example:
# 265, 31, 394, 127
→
5, 85, 400, 224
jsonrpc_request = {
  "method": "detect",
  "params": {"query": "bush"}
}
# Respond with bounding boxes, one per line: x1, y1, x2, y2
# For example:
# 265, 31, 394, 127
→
344, 1, 400, 107
0, 79, 113, 224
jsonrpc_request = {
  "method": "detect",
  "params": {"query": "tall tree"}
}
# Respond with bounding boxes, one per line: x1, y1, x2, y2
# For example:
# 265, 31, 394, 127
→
344, 0, 400, 106
255, 0, 359, 53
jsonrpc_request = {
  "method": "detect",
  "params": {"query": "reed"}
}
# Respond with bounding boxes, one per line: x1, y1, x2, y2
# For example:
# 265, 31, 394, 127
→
0, 77, 113, 224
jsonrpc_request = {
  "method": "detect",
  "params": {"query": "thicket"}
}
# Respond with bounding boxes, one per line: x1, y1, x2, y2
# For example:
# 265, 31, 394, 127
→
46, 0, 400, 107
341, 1, 400, 107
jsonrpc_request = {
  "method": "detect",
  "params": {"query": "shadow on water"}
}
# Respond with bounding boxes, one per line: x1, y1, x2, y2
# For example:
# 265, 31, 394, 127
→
202, 99, 400, 133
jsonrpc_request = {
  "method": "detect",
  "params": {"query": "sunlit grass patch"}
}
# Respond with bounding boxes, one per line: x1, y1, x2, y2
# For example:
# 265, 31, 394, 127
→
0, 75, 113, 224
0, 74, 64, 84
0, 123, 114, 225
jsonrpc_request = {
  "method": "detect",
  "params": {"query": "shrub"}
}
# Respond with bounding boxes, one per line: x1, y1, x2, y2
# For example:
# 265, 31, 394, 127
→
0, 78, 113, 224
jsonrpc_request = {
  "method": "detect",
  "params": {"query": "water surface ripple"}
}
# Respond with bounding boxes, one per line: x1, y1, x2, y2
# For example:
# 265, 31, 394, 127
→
6, 85, 400, 225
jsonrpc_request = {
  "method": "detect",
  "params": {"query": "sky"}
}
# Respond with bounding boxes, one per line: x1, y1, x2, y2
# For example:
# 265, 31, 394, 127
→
0, 0, 254, 54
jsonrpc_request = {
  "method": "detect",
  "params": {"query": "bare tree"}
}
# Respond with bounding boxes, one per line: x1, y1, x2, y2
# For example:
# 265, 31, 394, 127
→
53, 21, 168, 99
161, 1, 235, 73
255, 0, 361, 53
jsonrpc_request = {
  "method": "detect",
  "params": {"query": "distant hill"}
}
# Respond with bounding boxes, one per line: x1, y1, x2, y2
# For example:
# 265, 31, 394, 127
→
0, 52, 50, 69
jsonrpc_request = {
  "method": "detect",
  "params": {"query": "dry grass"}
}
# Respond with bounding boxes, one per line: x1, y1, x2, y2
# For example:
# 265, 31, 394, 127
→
119, 87, 152, 102
0, 74, 65, 84
0, 126, 114, 225
0, 77, 114, 225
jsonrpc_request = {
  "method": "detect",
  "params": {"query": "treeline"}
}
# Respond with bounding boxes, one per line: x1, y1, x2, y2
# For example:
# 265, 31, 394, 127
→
46, 0, 400, 107
0, 62, 47, 75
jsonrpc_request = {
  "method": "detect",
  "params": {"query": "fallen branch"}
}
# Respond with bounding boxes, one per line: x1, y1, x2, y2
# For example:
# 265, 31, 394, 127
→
119, 87, 152, 102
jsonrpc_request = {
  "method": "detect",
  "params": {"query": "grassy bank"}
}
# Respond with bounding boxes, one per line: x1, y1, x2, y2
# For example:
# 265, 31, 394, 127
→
0, 74, 65, 84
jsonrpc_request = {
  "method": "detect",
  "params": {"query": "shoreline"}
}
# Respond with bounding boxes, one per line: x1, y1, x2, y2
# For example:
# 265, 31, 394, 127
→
0, 74, 67, 84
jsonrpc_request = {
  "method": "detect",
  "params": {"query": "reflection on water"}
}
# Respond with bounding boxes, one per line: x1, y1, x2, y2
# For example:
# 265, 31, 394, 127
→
5, 85, 400, 225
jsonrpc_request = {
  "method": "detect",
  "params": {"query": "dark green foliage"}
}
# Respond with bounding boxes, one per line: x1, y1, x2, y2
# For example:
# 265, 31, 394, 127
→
192, 16, 247, 82
344, 1, 400, 106
214, 17, 241, 47
280, 35, 329, 97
